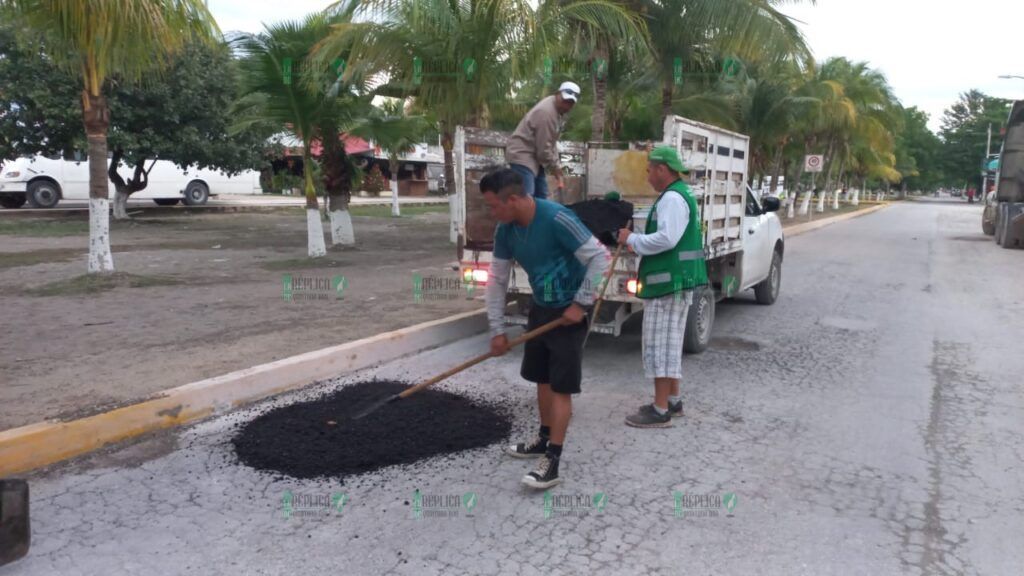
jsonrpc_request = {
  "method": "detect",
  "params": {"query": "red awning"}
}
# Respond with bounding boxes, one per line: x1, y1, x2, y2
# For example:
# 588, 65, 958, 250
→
305, 135, 371, 157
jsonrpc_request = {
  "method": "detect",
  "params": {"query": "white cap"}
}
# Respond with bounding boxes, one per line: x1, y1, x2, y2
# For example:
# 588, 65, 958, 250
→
558, 81, 581, 102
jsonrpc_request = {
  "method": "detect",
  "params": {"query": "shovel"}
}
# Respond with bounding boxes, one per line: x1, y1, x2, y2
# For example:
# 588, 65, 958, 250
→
0, 479, 30, 567
353, 316, 568, 420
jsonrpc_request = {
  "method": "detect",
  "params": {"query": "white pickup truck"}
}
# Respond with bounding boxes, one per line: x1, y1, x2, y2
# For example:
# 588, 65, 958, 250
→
0, 154, 262, 209
452, 115, 785, 352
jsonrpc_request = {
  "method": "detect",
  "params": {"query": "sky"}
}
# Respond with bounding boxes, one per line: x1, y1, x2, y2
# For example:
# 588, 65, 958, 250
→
208, 0, 1024, 133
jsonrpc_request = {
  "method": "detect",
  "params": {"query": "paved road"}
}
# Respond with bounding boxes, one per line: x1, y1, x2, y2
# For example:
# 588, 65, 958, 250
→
6, 201, 1023, 576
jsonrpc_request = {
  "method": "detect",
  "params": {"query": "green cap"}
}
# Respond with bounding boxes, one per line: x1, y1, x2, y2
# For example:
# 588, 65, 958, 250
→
648, 146, 687, 174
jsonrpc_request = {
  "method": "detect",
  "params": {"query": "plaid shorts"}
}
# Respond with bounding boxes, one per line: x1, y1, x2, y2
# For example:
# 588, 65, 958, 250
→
641, 291, 692, 379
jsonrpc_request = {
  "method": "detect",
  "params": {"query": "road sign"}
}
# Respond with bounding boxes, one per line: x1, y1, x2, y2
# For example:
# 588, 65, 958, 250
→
804, 154, 823, 173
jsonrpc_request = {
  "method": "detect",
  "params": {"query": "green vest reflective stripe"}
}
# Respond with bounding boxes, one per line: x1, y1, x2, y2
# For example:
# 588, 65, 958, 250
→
636, 180, 708, 299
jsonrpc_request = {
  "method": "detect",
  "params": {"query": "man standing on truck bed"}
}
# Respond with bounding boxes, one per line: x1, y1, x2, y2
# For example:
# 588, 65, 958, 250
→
505, 81, 581, 200
481, 167, 609, 489
617, 146, 708, 428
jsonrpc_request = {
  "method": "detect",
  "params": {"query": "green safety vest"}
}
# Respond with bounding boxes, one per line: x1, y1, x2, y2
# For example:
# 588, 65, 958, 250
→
636, 180, 708, 299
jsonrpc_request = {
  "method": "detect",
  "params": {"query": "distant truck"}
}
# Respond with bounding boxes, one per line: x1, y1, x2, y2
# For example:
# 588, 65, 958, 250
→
453, 115, 785, 352
983, 100, 1024, 248
0, 154, 262, 209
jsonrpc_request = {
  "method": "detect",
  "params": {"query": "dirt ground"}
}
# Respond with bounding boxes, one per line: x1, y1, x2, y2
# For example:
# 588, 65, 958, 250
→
0, 206, 479, 431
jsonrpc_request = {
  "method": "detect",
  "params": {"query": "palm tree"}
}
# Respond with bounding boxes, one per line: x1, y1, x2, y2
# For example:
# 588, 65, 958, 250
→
1, 0, 218, 272
235, 13, 348, 257
359, 100, 431, 217
643, 0, 814, 121
533, 0, 650, 141
314, 0, 647, 194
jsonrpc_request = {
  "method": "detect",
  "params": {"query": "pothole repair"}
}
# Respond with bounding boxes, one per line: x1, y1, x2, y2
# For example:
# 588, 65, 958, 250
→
232, 380, 513, 480
709, 336, 762, 351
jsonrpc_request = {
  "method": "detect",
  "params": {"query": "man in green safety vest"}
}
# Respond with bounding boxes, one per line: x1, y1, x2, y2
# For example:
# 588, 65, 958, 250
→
617, 145, 708, 428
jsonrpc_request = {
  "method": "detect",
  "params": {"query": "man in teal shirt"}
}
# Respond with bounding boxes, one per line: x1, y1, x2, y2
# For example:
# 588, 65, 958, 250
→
482, 168, 609, 489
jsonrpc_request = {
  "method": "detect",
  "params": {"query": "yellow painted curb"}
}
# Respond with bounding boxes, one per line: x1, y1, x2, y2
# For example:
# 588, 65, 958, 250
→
783, 203, 890, 238
0, 309, 488, 477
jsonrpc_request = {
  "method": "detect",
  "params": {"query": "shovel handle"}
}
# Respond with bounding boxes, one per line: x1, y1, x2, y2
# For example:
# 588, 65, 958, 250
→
396, 317, 568, 400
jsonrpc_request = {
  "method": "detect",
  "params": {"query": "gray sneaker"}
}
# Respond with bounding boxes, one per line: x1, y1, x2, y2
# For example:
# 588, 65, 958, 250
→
669, 400, 683, 418
625, 404, 672, 428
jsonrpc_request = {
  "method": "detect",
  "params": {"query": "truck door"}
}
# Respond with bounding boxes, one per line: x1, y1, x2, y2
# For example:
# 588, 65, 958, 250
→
741, 188, 772, 289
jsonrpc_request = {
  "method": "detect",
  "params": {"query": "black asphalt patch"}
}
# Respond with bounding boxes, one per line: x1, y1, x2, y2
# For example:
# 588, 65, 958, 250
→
231, 380, 513, 480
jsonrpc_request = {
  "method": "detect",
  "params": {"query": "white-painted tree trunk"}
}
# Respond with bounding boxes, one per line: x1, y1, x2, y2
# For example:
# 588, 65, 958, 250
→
112, 189, 131, 220
786, 193, 796, 218
798, 191, 812, 215
832, 189, 841, 210
306, 208, 327, 257
88, 198, 115, 272
815, 190, 826, 212
330, 208, 355, 246
390, 178, 400, 217
851, 189, 860, 206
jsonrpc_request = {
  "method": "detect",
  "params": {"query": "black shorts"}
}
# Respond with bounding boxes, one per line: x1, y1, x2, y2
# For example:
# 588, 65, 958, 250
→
520, 303, 588, 394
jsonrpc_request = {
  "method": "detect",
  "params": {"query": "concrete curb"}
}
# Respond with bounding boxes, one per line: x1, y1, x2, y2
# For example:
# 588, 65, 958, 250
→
0, 309, 488, 476
0, 200, 449, 219
783, 203, 890, 237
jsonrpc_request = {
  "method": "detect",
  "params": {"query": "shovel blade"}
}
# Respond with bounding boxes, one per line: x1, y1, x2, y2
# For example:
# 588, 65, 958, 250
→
0, 479, 30, 567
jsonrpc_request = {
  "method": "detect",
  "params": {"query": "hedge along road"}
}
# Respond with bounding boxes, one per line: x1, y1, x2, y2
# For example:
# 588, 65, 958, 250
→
8, 201, 1024, 576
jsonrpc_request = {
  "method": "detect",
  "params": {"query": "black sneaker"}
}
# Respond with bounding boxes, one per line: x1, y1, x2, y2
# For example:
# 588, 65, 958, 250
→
522, 454, 561, 489
507, 436, 548, 459
625, 404, 672, 428
669, 400, 683, 418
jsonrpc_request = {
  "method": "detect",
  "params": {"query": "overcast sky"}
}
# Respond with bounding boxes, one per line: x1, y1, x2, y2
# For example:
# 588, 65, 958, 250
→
208, 0, 1024, 132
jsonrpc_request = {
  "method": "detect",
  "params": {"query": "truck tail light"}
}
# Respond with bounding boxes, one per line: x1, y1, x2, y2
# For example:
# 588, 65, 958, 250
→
461, 267, 489, 285
626, 278, 638, 295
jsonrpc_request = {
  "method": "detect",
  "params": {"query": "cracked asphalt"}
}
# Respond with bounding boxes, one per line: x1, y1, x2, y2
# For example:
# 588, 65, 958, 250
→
4, 199, 1023, 576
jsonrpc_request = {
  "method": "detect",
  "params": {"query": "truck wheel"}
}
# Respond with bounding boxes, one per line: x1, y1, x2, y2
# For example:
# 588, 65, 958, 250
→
683, 286, 715, 354
153, 198, 180, 206
999, 204, 1024, 249
0, 194, 26, 209
182, 181, 209, 206
754, 250, 782, 305
26, 180, 60, 208
982, 214, 996, 236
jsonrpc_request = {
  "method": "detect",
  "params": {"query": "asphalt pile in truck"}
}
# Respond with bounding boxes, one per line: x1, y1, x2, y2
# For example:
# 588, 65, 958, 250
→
232, 379, 512, 480
568, 195, 635, 246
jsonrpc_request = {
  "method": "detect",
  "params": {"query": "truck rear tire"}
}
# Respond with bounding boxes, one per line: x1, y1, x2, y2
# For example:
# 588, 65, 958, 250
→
182, 181, 209, 206
982, 217, 995, 236
26, 180, 60, 208
683, 286, 715, 354
0, 194, 26, 209
754, 250, 782, 305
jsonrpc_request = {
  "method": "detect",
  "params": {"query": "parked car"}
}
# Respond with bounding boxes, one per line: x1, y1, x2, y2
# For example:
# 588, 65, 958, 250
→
0, 154, 262, 209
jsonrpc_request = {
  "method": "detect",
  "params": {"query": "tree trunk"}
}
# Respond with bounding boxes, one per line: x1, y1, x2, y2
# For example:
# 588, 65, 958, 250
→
303, 150, 327, 257
442, 127, 455, 200
108, 151, 149, 221
769, 145, 785, 195
389, 157, 400, 217
661, 76, 674, 122
83, 91, 114, 273
590, 43, 609, 141
322, 132, 355, 246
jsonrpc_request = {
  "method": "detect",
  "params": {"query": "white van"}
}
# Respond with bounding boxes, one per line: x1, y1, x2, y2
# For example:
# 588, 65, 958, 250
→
0, 154, 262, 209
